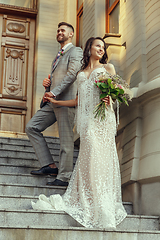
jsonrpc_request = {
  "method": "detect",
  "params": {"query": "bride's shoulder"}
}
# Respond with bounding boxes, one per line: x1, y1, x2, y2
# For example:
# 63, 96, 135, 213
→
103, 63, 116, 75
77, 70, 84, 78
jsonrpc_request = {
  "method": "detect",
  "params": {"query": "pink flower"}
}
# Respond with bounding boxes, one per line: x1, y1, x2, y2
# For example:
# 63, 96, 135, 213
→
95, 80, 98, 83
117, 84, 123, 89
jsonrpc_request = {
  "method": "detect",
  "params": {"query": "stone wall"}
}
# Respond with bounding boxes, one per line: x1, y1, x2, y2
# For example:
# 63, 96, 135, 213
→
145, 0, 160, 81
83, 0, 106, 48
113, 0, 160, 215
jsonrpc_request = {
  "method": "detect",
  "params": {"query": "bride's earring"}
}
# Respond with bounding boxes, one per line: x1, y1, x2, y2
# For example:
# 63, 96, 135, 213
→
88, 50, 91, 57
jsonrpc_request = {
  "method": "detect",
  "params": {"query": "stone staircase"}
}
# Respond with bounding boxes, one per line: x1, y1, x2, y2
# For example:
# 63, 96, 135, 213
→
0, 135, 160, 240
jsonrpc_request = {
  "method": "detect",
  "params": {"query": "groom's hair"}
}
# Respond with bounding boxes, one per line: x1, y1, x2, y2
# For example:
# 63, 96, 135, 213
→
58, 22, 74, 33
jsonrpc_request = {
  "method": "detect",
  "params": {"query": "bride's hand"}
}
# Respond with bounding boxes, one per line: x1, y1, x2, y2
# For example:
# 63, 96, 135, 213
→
102, 96, 110, 105
45, 96, 58, 104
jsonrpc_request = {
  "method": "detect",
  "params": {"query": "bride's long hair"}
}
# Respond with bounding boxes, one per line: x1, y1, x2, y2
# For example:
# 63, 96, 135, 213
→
81, 37, 108, 70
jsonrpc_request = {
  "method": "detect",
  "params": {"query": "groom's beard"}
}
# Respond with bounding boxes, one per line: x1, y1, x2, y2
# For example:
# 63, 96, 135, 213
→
57, 35, 69, 43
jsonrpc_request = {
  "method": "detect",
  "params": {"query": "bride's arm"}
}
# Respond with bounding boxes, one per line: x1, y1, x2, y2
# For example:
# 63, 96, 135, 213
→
45, 95, 78, 107
102, 63, 116, 105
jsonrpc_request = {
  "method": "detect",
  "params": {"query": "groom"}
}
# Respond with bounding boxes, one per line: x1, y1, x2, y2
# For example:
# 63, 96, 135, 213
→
26, 22, 83, 186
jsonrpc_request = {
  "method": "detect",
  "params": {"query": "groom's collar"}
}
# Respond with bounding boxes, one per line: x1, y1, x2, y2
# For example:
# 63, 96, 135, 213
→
62, 42, 72, 51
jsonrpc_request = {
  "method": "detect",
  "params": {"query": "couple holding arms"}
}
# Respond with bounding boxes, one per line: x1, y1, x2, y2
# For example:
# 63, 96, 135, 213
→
26, 22, 127, 229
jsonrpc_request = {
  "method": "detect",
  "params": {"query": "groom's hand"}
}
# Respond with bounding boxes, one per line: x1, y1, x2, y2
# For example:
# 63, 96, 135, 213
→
43, 74, 51, 88
43, 92, 55, 102
45, 92, 54, 98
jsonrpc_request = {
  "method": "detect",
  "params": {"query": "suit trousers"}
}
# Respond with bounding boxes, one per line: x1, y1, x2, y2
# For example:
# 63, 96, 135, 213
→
25, 103, 75, 182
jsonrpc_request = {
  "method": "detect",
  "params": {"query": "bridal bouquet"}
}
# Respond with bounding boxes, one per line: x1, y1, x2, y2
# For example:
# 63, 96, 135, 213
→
93, 72, 133, 121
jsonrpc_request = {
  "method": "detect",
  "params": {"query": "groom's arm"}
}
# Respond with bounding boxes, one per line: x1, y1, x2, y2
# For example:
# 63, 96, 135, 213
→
50, 47, 83, 97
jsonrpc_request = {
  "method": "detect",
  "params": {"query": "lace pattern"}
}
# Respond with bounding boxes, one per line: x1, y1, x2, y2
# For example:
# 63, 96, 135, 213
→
32, 67, 127, 229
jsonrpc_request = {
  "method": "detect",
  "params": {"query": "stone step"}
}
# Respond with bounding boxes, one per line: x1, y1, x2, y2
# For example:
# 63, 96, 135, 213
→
0, 149, 41, 160
0, 150, 41, 161
0, 182, 133, 214
0, 209, 159, 231
0, 141, 61, 152
0, 228, 160, 240
0, 141, 79, 156
0, 162, 77, 175
0, 157, 40, 168
0, 194, 133, 215
0, 151, 78, 167
0, 195, 39, 210
0, 162, 76, 175
0, 172, 54, 186
0, 163, 39, 174
0, 136, 79, 163
0, 136, 79, 152
0, 183, 67, 196
0, 148, 79, 159
0, 156, 78, 168
0, 136, 60, 146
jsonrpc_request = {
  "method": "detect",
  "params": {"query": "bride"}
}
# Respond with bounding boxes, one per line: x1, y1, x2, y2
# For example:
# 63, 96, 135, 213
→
32, 37, 127, 229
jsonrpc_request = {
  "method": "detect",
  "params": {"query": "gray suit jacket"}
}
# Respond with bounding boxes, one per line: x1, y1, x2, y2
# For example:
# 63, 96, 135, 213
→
50, 44, 83, 102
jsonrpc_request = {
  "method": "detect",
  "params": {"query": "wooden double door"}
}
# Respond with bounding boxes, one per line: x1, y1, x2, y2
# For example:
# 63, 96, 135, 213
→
0, 11, 36, 133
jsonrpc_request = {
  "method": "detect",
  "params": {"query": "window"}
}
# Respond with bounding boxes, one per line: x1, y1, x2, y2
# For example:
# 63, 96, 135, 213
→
106, 0, 120, 33
0, 0, 37, 9
76, 0, 83, 47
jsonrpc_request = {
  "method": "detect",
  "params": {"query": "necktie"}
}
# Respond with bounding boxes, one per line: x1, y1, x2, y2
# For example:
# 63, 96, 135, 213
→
51, 49, 64, 72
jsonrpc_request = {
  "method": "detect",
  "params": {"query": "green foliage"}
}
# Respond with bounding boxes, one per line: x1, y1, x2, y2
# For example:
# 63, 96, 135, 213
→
93, 73, 132, 121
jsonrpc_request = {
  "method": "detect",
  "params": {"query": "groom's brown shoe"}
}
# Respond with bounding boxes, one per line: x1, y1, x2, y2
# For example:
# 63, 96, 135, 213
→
46, 179, 68, 186
30, 165, 58, 176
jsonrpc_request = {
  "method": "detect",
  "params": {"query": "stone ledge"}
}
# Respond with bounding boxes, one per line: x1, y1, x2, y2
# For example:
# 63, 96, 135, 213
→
1, 226, 160, 233
0, 209, 159, 231
0, 228, 160, 240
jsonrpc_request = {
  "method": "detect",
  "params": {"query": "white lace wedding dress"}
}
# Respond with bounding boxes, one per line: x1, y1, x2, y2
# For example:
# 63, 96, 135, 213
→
32, 66, 127, 229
